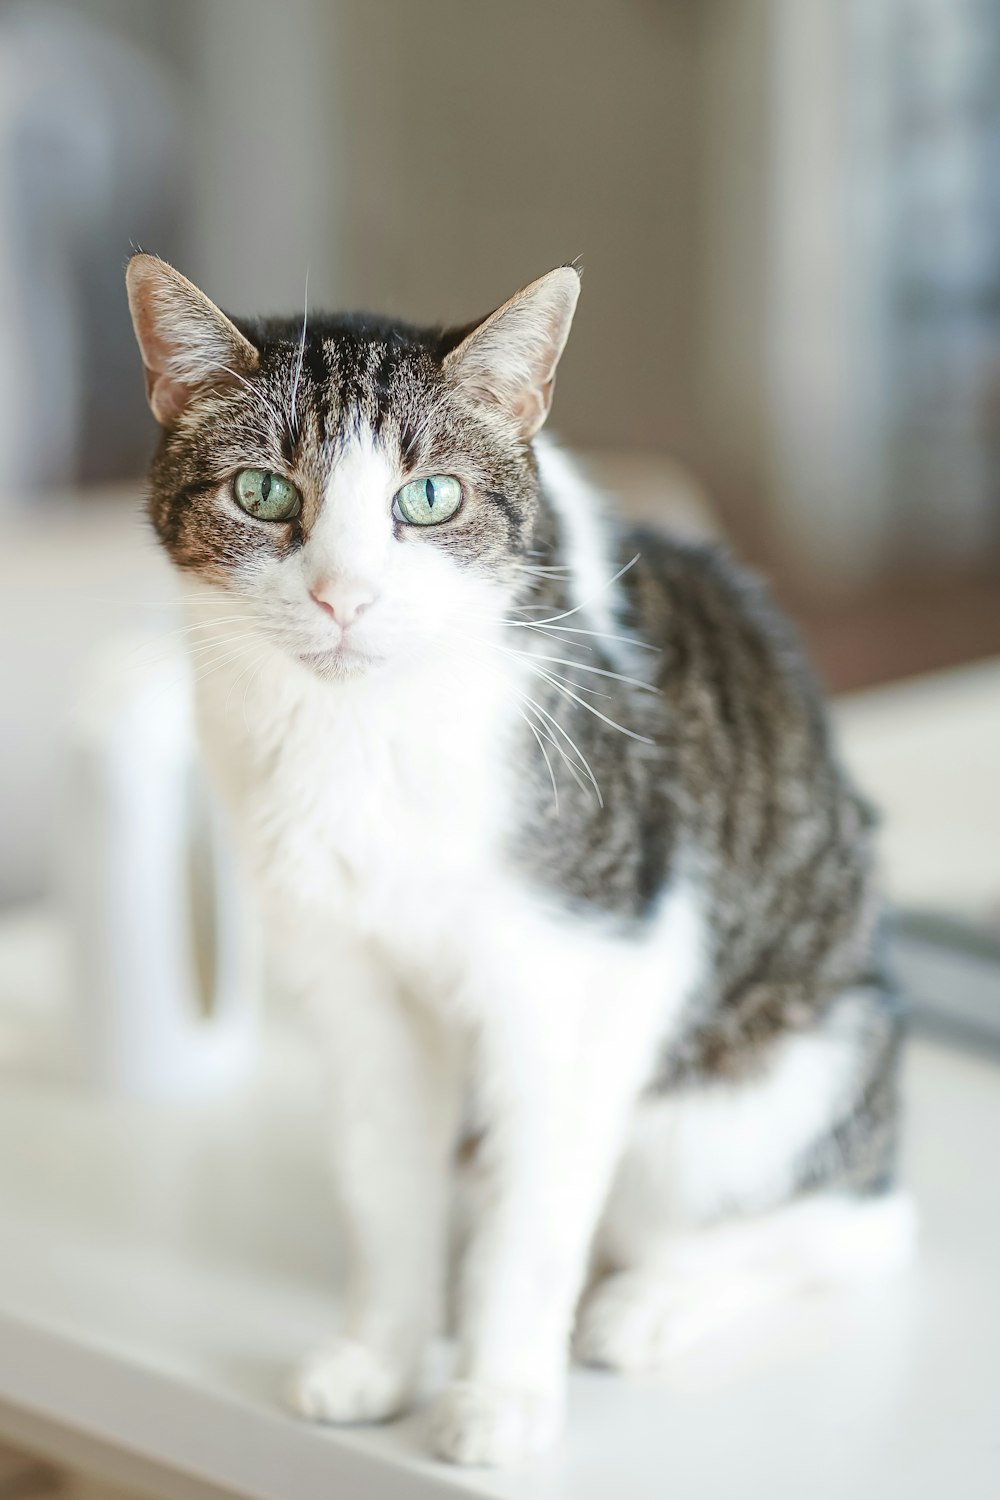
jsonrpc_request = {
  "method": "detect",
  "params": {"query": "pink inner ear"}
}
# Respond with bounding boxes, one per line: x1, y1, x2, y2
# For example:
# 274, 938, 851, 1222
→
135, 305, 239, 426
131, 299, 196, 424
132, 298, 179, 377
505, 381, 548, 437
147, 369, 195, 427
456, 371, 549, 442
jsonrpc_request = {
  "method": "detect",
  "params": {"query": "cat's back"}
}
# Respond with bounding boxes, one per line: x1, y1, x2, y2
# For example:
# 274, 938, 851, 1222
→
624, 529, 849, 806
621, 528, 876, 934
626, 531, 825, 741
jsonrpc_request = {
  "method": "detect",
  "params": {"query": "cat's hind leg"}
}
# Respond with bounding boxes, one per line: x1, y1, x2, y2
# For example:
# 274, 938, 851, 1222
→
575, 1189, 916, 1371
576, 986, 915, 1372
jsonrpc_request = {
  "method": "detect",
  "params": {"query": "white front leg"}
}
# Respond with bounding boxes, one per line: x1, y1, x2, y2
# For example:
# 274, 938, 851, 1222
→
288, 938, 460, 1425
428, 961, 659, 1466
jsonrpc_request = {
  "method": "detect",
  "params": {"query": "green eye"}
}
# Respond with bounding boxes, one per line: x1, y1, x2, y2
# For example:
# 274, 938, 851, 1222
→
394, 475, 462, 526
233, 469, 301, 521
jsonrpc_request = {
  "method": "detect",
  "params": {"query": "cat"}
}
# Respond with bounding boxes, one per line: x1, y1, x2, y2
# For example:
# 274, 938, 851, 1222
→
126, 254, 915, 1467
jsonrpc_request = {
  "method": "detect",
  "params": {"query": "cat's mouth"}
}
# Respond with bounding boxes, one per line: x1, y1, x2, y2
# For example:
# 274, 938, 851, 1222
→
298, 642, 384, 681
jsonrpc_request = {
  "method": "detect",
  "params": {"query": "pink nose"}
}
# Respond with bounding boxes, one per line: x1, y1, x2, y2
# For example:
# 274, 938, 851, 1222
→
309, 579, 377, 629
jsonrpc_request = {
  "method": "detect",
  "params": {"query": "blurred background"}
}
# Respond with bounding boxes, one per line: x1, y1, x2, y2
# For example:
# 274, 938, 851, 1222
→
0, 6, 997, 1494
0, 0, 997, 942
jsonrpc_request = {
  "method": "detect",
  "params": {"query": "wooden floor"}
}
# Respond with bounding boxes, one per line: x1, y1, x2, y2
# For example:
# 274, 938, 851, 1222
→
0, 1440, 140, 1497
0, 1440, 67, 1496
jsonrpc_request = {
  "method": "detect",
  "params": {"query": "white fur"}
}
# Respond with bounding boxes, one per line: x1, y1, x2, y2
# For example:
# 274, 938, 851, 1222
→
534, 437, 632, 667
576, 1191, 916, 1372
184, 424, 905, 1466
600, 989, 881, 1255
581, 989, 918, 1374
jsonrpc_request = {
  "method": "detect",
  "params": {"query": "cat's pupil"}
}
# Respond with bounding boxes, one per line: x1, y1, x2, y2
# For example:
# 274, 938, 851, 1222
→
425, 478, 435, 508
261, 473, 272, 503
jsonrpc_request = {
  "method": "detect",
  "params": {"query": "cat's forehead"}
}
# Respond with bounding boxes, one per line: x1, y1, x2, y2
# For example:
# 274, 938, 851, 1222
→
246, 328, 452, 492
252, 313, 443, 440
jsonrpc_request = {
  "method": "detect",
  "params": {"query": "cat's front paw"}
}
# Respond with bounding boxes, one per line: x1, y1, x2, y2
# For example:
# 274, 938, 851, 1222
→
426, 1379, 564, 1466
288, 1338, 416, 1425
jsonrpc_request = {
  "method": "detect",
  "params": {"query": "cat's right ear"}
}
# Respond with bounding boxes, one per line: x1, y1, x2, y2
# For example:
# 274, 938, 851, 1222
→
125, 254, 259, 428
442, 267, 580, 439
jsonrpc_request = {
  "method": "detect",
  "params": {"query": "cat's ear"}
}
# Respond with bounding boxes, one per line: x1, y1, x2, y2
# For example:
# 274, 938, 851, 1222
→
442, 267, 580, 439
125, 254, 260, 428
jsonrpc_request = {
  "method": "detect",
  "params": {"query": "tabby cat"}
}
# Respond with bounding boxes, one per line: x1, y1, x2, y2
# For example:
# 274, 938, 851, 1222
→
126, 255, 913, 1466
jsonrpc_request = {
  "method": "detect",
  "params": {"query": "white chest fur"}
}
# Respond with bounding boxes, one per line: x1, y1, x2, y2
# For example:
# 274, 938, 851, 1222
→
193, 625, 519, 987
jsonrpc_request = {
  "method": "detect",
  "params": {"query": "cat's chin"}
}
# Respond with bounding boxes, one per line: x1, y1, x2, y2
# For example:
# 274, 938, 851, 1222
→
298, 644, 385, 683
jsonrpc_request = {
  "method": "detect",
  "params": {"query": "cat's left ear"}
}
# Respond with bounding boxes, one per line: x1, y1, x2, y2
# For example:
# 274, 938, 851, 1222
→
442, 267, 580, 439
125, 253, 260, 427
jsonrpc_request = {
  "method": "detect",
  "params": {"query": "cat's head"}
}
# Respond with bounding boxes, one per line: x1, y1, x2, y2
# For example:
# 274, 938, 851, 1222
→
126, 255, 579, 681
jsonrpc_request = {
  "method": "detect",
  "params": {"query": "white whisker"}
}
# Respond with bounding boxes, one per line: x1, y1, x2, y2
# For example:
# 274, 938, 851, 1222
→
514, 621, 658, 652
124, 614, 269, 659
522, 664, 654, 746
517, 691, 604, 807
226, 646, 268, 716
441, 632, 601, 810
189, 639, 260, 686
242, 656, 267, 735
175, 629, 263, 663
521, 661, 612, 700
509, 553, 641, 629
519, 702, 592, 801
520, 713, 559, 815
206, 361, 286, 432
289, 265, 309, 439
503, 649, 659, 695
505, 621, 595, 650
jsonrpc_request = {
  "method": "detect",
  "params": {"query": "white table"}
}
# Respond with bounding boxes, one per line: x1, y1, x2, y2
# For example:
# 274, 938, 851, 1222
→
0, 910, 998, 1500
835, 659, 1000, 925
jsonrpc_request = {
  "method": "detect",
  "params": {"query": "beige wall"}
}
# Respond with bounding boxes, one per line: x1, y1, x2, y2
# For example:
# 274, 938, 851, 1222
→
331, 0, 703, 465
694, 0, 772, 554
